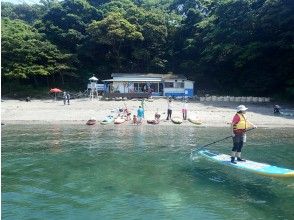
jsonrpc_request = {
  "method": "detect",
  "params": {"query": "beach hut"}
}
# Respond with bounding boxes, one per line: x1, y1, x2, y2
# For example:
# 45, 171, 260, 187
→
102, 73, 195, 99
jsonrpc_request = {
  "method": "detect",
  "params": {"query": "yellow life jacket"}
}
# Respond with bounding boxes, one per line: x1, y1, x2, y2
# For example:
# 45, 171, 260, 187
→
233, 113, 248, 130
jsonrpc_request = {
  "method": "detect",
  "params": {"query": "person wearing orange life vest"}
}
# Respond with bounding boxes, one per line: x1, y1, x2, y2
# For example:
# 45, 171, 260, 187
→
230, 105, 257, 164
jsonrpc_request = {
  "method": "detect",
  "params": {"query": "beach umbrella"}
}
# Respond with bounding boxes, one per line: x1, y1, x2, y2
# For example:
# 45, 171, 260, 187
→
50, 88, 62, 93
50, 88, 62, 100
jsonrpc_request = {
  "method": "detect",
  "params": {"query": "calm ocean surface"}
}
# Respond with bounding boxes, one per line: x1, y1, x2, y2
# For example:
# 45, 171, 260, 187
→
2, 125, 294, 220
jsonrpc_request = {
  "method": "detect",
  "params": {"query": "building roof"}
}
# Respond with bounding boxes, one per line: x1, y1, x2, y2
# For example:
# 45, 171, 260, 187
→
89, 76, 98, 81
162, 73, 187, 80
111, 73, 187, 80
103, 79, 162, 82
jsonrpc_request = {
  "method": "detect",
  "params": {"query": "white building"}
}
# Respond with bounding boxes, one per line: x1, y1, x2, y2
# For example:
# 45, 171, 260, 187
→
103, 73, 195, 97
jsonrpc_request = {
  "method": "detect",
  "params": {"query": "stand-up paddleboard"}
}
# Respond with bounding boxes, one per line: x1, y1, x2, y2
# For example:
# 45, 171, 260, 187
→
188, 117, 202, 125
280, 111, 294, 117
114, 117, 125, 124
171, 117, 183, 124
100, 115, 114, 125
198, 149, 294, 177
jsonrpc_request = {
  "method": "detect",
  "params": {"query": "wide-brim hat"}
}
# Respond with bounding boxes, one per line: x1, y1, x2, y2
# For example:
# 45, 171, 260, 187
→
237, 105, 248, 112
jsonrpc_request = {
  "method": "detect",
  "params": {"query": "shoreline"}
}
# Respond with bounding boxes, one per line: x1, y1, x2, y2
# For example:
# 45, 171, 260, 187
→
2, 120, 294, 128
1, 98, 294, 128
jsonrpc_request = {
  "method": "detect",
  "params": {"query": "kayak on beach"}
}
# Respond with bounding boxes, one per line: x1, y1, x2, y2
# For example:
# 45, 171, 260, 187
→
100, 115, 114, 125
86, 118, 96, 125
198, 149, 294, 178
188, 117, 202, 125
171, 117, 183, 124
147, 119, 159, 125
114, 117, 126, 124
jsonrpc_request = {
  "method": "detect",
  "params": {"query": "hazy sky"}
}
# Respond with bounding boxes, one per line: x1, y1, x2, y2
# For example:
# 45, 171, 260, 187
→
2, 0, 40, 4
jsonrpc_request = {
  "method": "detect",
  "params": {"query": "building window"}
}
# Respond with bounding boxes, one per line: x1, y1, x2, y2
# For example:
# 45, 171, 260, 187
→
134, 83, 147, 92
164, 82, 174, 88
150, 83, 159, 93
175, 82, 184, 88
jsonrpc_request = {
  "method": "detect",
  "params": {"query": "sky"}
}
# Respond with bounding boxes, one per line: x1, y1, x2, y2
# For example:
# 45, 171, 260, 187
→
2, 0, 40, 4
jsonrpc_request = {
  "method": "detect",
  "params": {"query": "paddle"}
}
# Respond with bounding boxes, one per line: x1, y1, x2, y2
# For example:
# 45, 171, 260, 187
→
193, 127, 256, 153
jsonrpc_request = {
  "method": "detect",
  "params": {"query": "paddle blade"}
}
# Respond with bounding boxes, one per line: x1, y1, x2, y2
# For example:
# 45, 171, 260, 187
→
190, 149, 200, 161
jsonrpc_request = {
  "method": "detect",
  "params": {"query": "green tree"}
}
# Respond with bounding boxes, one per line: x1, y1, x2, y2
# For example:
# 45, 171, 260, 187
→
37, 0, 102, 52
87, 12, 143, 71
1, 18, 75, 85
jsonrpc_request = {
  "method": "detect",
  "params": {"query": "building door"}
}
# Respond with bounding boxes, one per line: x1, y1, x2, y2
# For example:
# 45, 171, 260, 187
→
159, 83, 163, 96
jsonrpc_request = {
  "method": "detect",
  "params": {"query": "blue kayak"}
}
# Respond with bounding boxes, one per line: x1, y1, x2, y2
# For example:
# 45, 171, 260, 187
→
198, 149, 294, 178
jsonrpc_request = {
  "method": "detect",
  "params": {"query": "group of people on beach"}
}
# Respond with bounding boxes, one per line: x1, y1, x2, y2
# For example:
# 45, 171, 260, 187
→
128, 97, 188, 125
63, 92, 70, 105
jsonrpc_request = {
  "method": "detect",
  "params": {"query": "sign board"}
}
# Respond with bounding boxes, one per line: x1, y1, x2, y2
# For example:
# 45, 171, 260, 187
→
97, 84, 105, 91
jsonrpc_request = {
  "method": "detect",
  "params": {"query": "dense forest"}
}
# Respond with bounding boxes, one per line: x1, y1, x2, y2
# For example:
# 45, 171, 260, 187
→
1, 0, 294, 99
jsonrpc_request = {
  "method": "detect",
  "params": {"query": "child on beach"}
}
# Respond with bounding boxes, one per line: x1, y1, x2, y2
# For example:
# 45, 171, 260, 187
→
133, 115, 138, 124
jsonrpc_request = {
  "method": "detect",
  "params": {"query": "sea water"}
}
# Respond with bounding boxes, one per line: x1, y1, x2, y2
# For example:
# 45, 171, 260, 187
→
2, 125, 294, 220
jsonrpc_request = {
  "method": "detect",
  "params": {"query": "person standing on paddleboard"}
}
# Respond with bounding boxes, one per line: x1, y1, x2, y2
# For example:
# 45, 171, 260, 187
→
231, 105, 257, 164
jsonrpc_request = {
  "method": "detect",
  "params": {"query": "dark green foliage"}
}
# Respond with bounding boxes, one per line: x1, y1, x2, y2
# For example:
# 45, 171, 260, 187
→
1, 0, 293, 100
1, 18, 75, 84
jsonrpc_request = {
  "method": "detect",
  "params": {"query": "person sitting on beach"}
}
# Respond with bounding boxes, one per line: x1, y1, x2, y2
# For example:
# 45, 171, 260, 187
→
273, 105, 281, 114
137, 106, 144, 124
124, 107, 131, 121
133, 115, 138, 124
25, 96, 31, 102
154, 112, 161, 123
118, 108, 124, 117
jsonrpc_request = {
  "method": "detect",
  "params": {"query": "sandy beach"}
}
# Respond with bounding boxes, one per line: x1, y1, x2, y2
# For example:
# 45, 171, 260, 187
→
1, 98, 294, 127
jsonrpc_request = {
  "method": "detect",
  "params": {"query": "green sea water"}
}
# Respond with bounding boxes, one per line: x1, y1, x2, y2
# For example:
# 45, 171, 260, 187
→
2, 125, 294, 220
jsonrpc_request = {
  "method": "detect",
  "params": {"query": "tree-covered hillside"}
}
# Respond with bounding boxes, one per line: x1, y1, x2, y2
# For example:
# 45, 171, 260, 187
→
1, 0, 294, 99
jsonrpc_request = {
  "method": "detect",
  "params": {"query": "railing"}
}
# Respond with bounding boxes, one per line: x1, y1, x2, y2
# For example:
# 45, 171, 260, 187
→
199, 96, 270, 103
103, 92, 150, 99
